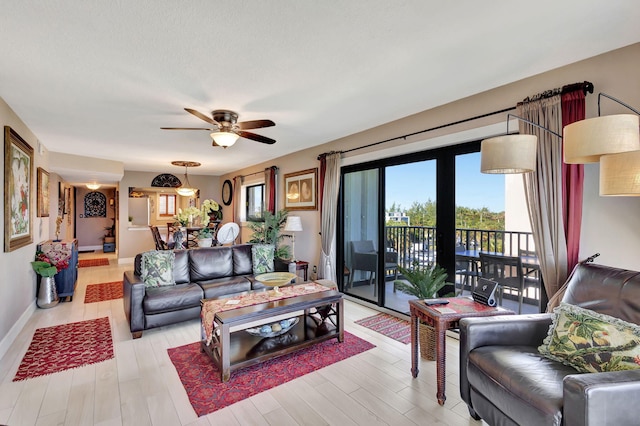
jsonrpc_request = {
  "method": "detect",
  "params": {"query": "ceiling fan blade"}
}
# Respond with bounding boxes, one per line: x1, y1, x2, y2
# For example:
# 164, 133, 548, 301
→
185, 108, 219, 126
238, 119, 275, 130
161, 127, 214, 130
237, 130, 276, 145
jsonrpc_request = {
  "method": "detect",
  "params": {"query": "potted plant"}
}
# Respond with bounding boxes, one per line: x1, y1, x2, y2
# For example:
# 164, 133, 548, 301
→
394, 261, 452, 360
247, 209, 291, 261
196, 227, 213, 247
31, 260, 59, 308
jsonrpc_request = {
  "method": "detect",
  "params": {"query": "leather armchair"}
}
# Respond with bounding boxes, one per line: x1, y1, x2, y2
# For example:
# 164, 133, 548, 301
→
460, 262, 640, 426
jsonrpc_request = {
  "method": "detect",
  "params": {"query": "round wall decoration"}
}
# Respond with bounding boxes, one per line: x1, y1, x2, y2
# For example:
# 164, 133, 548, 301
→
222, 179, 233, 205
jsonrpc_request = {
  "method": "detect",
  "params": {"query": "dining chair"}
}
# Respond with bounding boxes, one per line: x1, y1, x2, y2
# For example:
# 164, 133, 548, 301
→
149, 225, 170, 250
518, 248, 541, 303
455, 244, 480, 295
479, 253, 525, 314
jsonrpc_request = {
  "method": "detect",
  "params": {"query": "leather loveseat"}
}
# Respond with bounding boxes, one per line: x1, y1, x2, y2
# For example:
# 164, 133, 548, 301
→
460, 262, 640, 426
123, 244, 285, 338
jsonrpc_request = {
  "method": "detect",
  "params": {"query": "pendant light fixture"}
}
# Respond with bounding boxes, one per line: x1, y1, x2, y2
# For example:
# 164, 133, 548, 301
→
171, 161, 200, 197
480, 114, 561, 174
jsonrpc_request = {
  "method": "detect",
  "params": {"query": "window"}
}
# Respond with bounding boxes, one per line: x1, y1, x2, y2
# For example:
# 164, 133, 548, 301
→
246, 184, 265, 220
158, 193, 176, 217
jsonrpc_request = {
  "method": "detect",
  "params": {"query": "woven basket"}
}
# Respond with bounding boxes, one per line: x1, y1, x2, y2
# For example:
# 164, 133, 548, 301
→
419, 322, 436, 360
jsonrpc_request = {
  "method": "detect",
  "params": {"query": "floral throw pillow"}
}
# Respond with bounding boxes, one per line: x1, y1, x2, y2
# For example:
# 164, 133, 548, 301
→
538, 302, 640, 373
141, 250, 175, 288
251, 244, 275, 275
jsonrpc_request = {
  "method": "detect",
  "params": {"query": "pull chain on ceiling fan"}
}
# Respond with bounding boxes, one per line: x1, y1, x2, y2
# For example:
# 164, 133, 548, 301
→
162, 108, 276, 148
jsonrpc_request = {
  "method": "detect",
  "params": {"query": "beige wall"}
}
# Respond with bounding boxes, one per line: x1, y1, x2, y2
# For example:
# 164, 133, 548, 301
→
223, 43, 640, 273
0, 97, 49, 357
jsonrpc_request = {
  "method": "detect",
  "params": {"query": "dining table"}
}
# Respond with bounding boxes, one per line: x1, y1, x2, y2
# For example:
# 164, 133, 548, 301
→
182, 221, 222, 248
454, 249, 540, 293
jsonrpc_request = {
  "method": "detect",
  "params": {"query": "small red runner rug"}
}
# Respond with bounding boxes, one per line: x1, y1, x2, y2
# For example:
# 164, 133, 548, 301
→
78, 258, 110, 268
355, 313, 411, 344
84, 281, 123, 303
168, 331, 374, 416
14, 317, 114, 381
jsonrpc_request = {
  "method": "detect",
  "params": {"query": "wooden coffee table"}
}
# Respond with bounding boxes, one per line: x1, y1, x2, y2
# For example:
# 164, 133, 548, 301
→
201, 288, 343, 382
409, 297, 514, 405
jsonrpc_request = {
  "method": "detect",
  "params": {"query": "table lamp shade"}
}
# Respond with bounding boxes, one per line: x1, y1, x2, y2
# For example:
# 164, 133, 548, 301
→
284, 216, 303, 232
563, 114, 640, 164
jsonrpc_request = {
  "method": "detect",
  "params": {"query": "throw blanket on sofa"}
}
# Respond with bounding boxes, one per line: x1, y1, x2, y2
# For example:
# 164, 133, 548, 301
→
201, 282, 332, 345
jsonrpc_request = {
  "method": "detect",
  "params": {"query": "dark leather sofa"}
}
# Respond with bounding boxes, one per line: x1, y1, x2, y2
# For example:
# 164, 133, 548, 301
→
460, 262, 640, 426
123, 244, 285, 338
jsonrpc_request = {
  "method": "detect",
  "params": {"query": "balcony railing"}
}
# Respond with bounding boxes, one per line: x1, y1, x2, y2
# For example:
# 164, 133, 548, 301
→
385, 226, 535, 269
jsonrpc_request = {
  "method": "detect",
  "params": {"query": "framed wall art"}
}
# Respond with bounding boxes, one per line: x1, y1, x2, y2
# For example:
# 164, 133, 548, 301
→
284, 168, 317, 210
37, 167, 50, 217
4, 126, 33, 252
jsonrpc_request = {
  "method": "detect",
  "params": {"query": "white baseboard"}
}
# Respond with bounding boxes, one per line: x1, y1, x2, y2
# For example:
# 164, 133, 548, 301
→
78, 245, 104, 252
0, 300, 36, 361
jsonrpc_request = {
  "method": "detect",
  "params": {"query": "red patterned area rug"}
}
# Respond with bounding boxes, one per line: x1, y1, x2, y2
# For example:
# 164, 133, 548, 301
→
168, 331, 375, 416
84, 281, 123, 303
78, 258, 110, 268
355, 313, 411, 344
13, 317, 113, 381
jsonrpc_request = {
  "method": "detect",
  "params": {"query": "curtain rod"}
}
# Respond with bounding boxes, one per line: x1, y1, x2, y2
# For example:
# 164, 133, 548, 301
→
319, 106, 516, 159
518, 81, 593, 105
234, 165, 278, 180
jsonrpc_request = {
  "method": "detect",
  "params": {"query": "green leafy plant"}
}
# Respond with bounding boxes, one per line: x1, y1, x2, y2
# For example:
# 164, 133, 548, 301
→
247, 209, 291, 259
394, 261, 452, 299
197, 227, 213, 239
31, 261, 58, 278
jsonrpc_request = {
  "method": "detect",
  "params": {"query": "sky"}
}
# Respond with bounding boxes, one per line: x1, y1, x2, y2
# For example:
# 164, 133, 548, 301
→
385, 152, 505, 212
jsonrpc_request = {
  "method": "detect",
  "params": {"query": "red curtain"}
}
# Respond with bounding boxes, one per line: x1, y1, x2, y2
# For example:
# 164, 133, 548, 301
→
561, 89, 586, 272
265, 166, 277, 214
318, 154, 327, 213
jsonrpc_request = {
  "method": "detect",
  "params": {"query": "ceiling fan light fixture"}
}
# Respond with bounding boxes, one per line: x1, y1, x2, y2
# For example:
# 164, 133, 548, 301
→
210, 131, 239, 147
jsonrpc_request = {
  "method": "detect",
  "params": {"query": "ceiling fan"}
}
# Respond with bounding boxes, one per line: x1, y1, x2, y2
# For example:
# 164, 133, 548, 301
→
161, 108, 276, 148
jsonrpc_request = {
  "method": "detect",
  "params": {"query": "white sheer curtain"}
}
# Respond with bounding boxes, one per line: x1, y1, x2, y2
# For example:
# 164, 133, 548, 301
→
319, 152, 341, 281
518, 96, 568, 311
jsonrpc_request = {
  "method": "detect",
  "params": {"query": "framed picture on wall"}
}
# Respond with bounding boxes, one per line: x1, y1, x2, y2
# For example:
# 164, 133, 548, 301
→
4, 126, 33, 252
37, 167, 50, 217
284, 168, 318, 210
64, 187, 71, 215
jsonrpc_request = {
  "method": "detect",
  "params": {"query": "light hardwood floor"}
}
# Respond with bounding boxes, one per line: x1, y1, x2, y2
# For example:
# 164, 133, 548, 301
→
0, 251, 485, 426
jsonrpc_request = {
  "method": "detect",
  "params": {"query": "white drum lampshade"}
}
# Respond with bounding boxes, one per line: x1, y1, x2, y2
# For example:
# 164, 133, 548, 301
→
480, 135, 537, 174
284, 216, 303, 261
563, 114, 640, 164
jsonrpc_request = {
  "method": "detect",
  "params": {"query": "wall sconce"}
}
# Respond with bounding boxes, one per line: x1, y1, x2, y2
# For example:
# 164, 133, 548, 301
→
563, 93, 640, 164
480, 114, 561, 174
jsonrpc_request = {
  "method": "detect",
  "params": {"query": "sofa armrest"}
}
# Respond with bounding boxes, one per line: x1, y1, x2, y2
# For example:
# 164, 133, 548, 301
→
459, 313, 552, 407
564, 370, 640, 426
123, 270, 146, 337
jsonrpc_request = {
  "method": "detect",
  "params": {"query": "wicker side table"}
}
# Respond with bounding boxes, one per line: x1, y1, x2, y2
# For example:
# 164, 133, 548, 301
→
409, 297, 514, 405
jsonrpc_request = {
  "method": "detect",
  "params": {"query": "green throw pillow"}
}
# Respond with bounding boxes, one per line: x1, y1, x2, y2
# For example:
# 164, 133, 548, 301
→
252, 244, 275, 275
539, 302, 640, 373
140, 250, 175, 288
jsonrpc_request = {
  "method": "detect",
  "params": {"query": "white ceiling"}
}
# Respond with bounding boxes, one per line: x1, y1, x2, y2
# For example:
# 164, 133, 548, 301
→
1, 1, 639, 182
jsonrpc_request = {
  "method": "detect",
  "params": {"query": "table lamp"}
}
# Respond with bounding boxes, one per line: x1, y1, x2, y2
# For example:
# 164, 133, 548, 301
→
284, 216, 303, 261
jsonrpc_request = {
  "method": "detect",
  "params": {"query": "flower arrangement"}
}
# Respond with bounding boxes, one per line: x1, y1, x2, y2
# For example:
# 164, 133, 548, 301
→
34, 243, 71, 274
174, 206, 209, 227
201, 199, 222, 221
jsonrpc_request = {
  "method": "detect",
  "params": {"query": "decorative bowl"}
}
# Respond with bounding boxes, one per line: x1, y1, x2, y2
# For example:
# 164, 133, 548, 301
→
254, 272, 297, 288
245, 317, 299, 338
